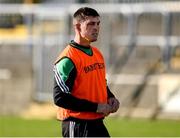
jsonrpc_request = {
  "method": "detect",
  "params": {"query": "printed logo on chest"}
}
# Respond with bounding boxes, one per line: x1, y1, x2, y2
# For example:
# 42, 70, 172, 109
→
84, 63, 105, 73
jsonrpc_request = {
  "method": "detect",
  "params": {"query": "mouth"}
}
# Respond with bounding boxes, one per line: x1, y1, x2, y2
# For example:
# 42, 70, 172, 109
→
92, 33, 98, 37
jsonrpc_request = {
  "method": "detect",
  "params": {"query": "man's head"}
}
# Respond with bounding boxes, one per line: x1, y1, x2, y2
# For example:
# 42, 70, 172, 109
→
73, 7, 100, 42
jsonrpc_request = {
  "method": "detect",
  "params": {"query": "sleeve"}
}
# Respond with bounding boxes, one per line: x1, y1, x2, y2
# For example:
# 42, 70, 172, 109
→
53, 57, 98, 112
106, 79, 115, 98
107, 86, 115, 98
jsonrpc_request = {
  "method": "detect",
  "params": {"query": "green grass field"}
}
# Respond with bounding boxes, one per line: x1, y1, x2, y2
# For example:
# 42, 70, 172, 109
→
1, 116, 180, 137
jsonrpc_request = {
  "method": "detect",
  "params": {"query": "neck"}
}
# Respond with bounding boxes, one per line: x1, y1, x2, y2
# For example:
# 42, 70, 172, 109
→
74, 34, 91, 47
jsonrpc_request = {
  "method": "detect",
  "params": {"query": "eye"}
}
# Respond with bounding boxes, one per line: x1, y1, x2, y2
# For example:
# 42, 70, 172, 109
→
88, 22, 95, 25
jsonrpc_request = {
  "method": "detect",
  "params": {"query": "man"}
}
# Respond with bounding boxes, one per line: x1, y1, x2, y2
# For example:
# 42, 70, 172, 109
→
53, 7, 119, 137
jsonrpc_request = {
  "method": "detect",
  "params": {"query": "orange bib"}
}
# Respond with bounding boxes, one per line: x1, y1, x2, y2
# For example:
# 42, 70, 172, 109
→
55, 45, 107, 120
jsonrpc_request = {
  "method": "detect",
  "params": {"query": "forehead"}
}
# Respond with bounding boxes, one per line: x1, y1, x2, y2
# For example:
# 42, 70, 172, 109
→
83, 16, 100, 23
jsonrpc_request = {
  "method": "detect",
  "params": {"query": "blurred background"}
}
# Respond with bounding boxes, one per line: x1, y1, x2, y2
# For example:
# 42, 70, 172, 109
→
0, 0, 180, 137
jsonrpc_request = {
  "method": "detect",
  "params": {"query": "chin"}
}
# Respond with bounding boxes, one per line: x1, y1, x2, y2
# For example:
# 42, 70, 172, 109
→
91, 38, 97, 42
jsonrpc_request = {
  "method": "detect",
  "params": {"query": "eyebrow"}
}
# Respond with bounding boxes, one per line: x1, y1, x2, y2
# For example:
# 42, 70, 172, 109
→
87, 21, 100, 24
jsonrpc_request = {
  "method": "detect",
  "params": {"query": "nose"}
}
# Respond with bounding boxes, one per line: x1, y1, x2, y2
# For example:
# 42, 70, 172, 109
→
94, 23, 99, 31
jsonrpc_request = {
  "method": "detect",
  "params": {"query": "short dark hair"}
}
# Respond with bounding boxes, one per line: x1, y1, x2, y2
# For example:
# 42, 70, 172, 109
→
73, 7, 100, 22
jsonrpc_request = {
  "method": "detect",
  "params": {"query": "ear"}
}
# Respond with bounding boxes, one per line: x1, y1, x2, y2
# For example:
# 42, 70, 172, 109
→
75, 23, 81, 32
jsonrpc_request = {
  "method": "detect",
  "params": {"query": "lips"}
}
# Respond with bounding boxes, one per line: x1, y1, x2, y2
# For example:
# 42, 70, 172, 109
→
92, 33, 98, 37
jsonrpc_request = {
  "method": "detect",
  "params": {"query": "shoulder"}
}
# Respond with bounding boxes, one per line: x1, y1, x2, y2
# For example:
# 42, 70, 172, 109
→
55, 57, 75, 73
91, 46, 104, 59
54, 45, 77, 64
91, 46, 102, 54
56, 57, 74, 68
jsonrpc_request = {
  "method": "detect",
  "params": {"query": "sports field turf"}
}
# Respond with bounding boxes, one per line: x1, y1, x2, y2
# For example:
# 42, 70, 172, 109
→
0, 116, 180, 137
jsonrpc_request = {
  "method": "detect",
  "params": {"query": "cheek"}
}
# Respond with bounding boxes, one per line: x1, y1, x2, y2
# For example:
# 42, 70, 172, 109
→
80, 25, 87, 33
80, 26, 90, 35
85, 27, 94, 34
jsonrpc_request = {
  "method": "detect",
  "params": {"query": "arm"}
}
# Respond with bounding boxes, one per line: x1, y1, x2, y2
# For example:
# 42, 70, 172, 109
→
107, 86, 115, 98
106, 84, 120, 113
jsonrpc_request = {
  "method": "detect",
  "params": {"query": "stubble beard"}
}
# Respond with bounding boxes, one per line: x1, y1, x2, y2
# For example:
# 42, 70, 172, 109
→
91, 34, 98, 42
91, 38, 97, 42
